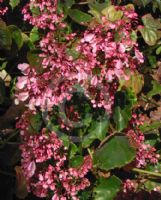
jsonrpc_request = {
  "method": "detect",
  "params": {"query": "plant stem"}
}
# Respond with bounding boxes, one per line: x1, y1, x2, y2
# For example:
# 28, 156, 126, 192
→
132, 168, 161, 178
98, 132, 116, 148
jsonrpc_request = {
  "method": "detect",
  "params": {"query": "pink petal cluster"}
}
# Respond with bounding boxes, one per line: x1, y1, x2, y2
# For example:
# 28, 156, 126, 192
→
123, 179, 135, 193
74, 6, 143, 112
22, 0, 64, 30
17, 111, 92, 199
0, 0, 8, 16
126, 115, 159, 168
16, 5, 144, 114
15, 34, 77, 110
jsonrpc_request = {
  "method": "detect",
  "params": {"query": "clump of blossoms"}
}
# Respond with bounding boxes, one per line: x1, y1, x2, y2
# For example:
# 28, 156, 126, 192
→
123, 179, 136, 193
22, 0, 64, 30
16, 5, 144, 114
126, 114, 159, 168
0, 0, 8, 16
16, 111, 92, 199
74, 6, 144, 112
15, 34, 77, 110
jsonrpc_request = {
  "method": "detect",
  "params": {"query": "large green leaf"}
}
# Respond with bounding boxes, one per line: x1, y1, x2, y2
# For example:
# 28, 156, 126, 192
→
8, 25, 23, 49
93, 136, 136, 170
0, 20, 12, 50
94, 176, 122, 200
68, 9, 92, 25
139, 14, 161, 46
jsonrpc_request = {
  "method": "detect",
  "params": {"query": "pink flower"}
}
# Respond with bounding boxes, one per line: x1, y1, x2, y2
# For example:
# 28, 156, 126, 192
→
27, 161, 36, 178
16, 77, 28, 89
17, 92, 29, 101
18, 63, 30, 74
91, 76, 98, 86
135, 48, 144, 63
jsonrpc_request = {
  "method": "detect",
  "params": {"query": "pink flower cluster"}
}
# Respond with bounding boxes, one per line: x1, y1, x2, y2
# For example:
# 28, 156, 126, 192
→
17, 111, 92, 199
16, 5, 144, 114
22, 0, 64, 30
0, 0, 8, 16
74, 6, 143, 112
123, 179, 135, 193
127, 129, 159, 168
15, 39, 76, 110
126, 115, 159, 168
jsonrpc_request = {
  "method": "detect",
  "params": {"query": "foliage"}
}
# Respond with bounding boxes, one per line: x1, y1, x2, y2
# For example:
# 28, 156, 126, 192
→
0, 0, 161, 200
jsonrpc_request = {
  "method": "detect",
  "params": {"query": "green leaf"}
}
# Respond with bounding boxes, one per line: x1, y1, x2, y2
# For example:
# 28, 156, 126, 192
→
94, 176, 122, 200
8, 25, 23, 49
139, 121, 161, 132
140, 0, 152, 7
89, 116, 109, 141
144, 178, 161, 191
89, 2, 110, 20
68, 9, 92, 25
156, 46, 161, 55
0, 20, 12, 50
69, 143, 78, 158
119, 71, 144, 95
82, 115, 109, 148
30, 5, 40, 16
27, 51, 43, 73
64, 0, 75, 9
93, 136, 136, 170
130, 31, 137, 42
0, 61, 7, 70
70, 155, 84, 168
30, 27, 40, 43
28, 113, 42, 134
21, 33, 35, 50
139, 14, 161, 46
148, 55, 157, 68
144, 162, 161, 191
147, 80, 161, 97
142, 14, 161, 30
9, 0, 20, 10
66, 47, 80, 60
102, 5, 123, 22
89, 1, 111, 13
139, 27, 158, 46
60, 134, 70, 148
113, 106, 131, 132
